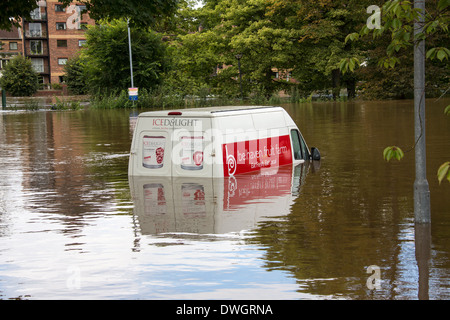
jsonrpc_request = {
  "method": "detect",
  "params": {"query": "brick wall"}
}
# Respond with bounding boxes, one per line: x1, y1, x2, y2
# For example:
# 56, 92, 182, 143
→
0, 27, 23, 70
46, 0, 95, 83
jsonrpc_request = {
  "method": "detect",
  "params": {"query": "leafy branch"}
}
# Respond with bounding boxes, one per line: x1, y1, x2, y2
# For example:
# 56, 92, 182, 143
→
341, 0, 450, 73
438, 162, 450, 184
383, 146, 405, 161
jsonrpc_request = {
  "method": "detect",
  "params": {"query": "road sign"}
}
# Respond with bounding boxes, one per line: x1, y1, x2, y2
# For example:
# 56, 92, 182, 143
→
128, 87, 138, 101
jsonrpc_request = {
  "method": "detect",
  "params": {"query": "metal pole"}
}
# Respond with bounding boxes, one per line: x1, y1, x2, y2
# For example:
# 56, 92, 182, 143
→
127, 19, 134, 88
414, 0, 430, 223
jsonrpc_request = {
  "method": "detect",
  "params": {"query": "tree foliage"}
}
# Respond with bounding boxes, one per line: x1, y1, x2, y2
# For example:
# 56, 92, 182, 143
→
267, 0, 377, 98
79, 20, 169, 94
59, 0, 178, 29
168, 0, 447, 100
1, 0, 176, 31
64, 54, 89, 95
383, 146, 405, 162
341, 0, 449, 72
62, 0, 448, 102
168, 0, 363, 98
0, 0, 37, 30
438, 161, 450, 184
0, 55, 39, 97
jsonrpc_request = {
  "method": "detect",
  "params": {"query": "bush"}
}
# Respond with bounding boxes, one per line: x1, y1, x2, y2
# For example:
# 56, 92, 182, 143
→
83, 20, 168, 95
64, 54, 89, 95
0, 55, 39, 96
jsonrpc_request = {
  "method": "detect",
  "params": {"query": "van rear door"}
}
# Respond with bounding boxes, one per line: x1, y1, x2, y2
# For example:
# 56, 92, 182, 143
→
131, 116, 213, 177
131, 116, 173, 176
171, 117, 213, 177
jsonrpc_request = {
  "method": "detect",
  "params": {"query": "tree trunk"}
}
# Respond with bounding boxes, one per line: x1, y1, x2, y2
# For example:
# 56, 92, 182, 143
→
347, 78, 356, 99
331, 69, 341, 100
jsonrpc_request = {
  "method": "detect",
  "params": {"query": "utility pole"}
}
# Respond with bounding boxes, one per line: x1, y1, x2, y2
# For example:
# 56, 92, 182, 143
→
413, 0, 430, 223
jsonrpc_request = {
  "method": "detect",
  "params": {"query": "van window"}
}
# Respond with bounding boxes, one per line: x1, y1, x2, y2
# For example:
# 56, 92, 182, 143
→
291, 130, 302, 160
290, 129, 308, 160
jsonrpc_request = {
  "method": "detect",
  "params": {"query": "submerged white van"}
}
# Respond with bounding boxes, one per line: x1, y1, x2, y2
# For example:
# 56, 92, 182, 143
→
129, 164, 310, 234
128, 105, 320, 177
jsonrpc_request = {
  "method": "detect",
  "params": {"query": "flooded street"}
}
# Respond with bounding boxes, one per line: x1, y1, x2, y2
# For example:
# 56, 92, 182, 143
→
0, 99, 449, 300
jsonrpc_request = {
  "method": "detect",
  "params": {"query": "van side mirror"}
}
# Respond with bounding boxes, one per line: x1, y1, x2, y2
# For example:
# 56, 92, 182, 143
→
310, 147, 321, 161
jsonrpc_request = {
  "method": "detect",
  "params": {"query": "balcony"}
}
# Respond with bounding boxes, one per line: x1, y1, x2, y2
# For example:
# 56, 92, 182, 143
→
28, 47, 49, 56
25, 30, 48, 38
29, 12, 47, 21
32, 64, 48, 74
31, 58, 49, 74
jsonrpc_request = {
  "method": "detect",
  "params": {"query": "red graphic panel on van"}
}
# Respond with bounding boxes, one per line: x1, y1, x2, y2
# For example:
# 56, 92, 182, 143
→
222, 135, 292, 176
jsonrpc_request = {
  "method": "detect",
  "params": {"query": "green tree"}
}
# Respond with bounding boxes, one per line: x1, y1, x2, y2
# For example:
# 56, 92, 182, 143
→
188, 0, 379, 99
64, 54, 89, 95
59, 0, 178, 29
341, 0, 449, 72
1, 0, 178, 31
0, 55, 39, 96
165, 28, 222, 97
186, 0, 303, 98
267, 0, 379, 99
0, 0, 37, 30
82, 20, 169, 94
341, 1, 449, 100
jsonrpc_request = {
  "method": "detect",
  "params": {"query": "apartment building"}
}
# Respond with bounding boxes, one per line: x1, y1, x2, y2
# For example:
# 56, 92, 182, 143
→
0, 27, 23, 71
20, 0, 95, 86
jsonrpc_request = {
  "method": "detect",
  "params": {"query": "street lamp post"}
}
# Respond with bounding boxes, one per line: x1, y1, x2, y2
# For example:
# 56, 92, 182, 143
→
127, 19, 134, 88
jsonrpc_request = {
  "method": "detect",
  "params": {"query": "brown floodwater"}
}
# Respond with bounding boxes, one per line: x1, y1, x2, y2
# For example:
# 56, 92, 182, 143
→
0, 99, 449, 300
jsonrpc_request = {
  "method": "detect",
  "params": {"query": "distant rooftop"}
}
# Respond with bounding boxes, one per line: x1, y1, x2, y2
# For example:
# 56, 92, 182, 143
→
0, 26, 22, 39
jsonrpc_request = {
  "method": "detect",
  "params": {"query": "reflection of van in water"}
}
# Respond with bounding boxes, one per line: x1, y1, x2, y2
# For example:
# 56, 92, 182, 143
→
129, 106, 320, 177
129, 164, 312, 235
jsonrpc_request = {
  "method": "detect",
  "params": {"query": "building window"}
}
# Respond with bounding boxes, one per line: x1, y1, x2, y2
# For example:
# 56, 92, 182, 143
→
56, 22, 66, 30
78, 39, 87, 47
9, 42, 18, 50
55, 4, 65, 12
31, 58, 44, 73
29, 23, 42, 37
58, 58, 68, 65
30, 40, 43, 55
79, 22, 88, 30
30, 7, 41, 20
57, 40, 67, 47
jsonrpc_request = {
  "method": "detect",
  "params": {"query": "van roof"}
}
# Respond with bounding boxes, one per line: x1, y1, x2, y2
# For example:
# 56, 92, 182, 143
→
138, 105, 284, 118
